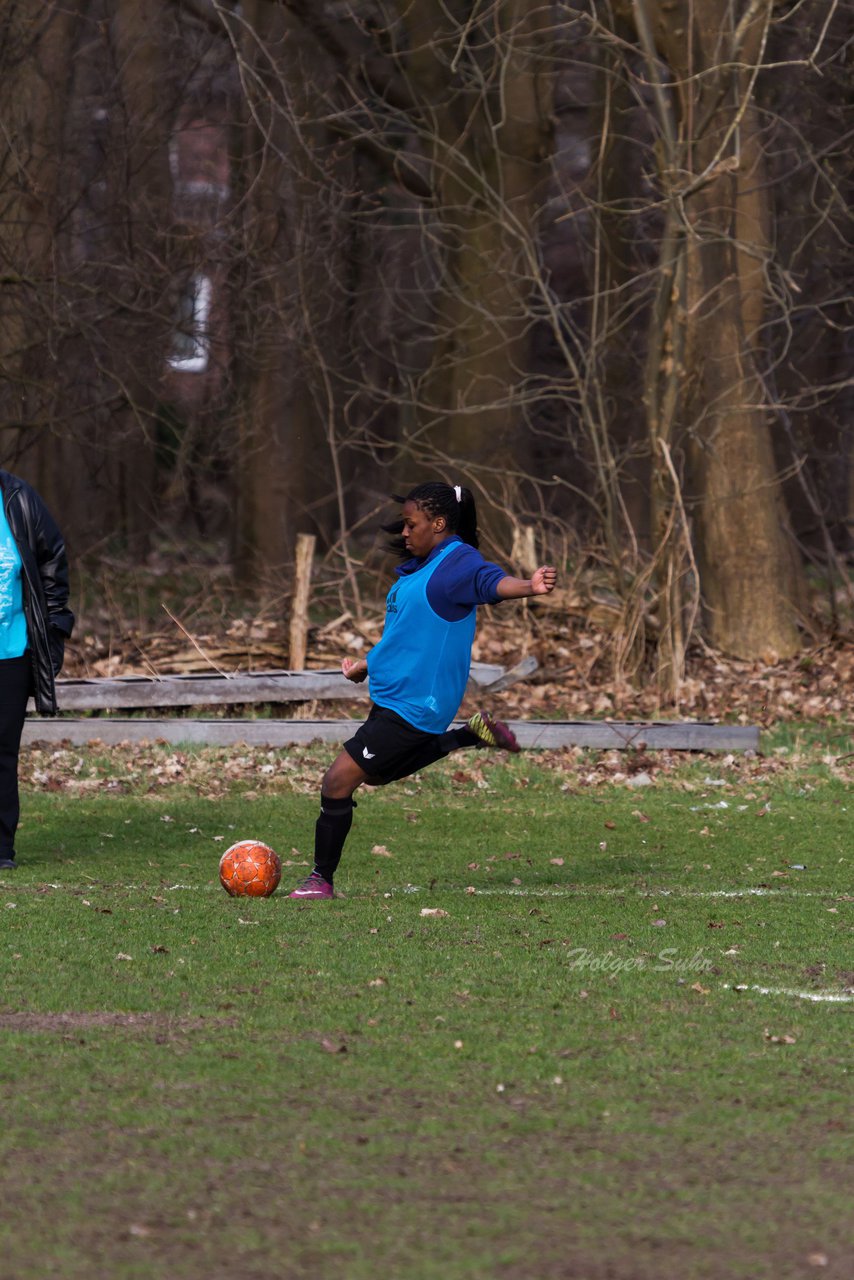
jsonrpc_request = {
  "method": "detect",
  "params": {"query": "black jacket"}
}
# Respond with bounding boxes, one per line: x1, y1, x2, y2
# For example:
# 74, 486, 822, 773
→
0, 470, 74, 714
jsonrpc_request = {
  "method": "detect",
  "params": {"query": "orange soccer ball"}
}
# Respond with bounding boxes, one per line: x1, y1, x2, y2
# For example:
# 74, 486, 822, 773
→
219, 840, 282, 898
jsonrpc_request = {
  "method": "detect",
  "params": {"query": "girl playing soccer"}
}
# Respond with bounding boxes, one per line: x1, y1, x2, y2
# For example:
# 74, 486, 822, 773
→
289, 481, 557, 898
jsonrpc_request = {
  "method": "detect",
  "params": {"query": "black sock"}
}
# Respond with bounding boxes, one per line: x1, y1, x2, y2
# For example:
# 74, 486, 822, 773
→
313, 794, 355, 884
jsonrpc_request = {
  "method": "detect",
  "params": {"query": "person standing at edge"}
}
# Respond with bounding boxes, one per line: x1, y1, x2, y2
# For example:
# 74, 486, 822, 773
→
0, 469, 74, 870
288, 481, 557, 899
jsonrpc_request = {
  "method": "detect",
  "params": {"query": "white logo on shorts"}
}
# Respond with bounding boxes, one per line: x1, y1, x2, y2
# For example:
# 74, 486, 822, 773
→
362, 746, 375, 760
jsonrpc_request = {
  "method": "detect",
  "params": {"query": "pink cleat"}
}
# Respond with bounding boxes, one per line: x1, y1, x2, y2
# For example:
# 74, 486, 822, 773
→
288, 872, 335, 900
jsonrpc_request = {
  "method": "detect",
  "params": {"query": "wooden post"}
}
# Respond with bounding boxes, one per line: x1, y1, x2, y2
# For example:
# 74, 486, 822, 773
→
511, 523, 538, 576
288, 533, 316, 671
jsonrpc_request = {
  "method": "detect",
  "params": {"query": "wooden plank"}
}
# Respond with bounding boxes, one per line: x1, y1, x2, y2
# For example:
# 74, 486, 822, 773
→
23, 720, 359, 747
51, 672, 353, 709
22, 718, 760, 751
516, 721, 760, 751
50, 661, 509, 710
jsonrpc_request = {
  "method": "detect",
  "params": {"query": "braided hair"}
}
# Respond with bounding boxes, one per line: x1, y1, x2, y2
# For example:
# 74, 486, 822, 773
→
383, 481, 480, 554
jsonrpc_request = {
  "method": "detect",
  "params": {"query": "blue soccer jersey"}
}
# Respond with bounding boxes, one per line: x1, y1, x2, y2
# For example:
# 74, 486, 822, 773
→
366, 539, 500, 732
0, 501, 27, 660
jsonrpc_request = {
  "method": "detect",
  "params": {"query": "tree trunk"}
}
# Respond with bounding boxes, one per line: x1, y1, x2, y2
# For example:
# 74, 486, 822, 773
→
589, 38, 652, 552
640, 0, 804, 659
0, 1, 179, 553
0, 1, 79, 471
231, 0, 344, 584
402, 1, 554, 492
101, 0, 177, 549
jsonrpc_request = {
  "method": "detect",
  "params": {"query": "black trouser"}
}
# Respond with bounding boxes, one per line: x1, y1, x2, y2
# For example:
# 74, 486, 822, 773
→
0, 655, 32, 857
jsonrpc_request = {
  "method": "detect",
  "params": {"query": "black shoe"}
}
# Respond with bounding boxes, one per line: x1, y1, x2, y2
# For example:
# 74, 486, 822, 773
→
0, 856, 17, 870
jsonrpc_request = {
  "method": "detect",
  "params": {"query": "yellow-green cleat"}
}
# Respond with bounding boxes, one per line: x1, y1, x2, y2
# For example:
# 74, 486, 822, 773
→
466, 710, 521, 753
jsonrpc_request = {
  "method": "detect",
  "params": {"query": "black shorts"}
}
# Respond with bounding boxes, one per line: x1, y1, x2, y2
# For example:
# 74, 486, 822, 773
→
343, 704, 446, 786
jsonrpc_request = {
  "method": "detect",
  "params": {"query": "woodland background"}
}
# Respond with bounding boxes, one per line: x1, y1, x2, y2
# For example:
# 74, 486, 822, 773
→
1, 0, 852, 705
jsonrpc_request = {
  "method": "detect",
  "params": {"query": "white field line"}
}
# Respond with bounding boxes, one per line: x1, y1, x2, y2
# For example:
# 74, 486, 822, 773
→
8, 882, 843, 901
722, 984, 854, 1004
385, 884, 838, 900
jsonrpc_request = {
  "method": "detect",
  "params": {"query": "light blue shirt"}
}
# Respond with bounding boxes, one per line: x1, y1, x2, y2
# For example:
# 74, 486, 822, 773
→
366, 540, 477, 732
0, 502, 28, 659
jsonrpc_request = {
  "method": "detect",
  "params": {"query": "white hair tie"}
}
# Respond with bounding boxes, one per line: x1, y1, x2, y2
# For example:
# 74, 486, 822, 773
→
453, 484, 462, 502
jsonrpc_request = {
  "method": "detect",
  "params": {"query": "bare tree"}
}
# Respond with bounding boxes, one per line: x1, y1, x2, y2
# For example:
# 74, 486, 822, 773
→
0, 1, 81, 496
224, 0, 361, 583
632, 0, 805, 663
226, 2, 559, 532
0, 1, 226, 551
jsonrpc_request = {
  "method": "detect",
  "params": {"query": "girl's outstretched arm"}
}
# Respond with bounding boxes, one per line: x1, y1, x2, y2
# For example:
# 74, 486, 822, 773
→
496, 565, 557, 599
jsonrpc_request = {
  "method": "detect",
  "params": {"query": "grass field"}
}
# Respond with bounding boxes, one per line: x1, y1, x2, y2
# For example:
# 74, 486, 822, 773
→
1, 739, 851, 1280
